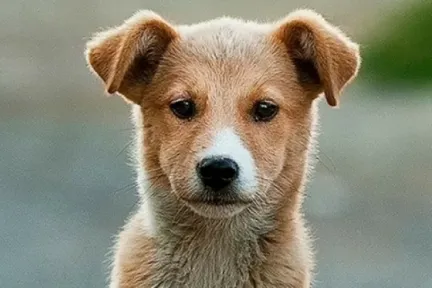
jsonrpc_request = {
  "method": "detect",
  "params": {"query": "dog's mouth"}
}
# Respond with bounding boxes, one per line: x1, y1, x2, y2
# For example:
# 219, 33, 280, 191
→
183, 197, 252, 206
176, 185, 255, 217
180, 195, 252, 218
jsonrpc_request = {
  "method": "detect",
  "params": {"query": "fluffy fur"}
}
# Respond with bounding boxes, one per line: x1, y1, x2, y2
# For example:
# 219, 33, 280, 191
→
85, 9, 360, 288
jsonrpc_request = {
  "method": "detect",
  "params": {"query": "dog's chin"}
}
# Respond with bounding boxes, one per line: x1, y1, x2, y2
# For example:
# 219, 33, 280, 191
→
183, 200, 249, 219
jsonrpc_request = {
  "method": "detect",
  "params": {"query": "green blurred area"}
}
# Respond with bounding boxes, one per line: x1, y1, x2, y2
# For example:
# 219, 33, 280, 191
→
362, 1, 432, 86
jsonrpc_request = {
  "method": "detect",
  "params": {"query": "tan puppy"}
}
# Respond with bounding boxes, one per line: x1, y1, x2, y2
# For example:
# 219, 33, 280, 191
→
85, 9, 360, 288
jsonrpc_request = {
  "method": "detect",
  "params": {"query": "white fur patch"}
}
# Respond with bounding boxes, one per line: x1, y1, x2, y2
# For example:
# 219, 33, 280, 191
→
200, 128, 257, 193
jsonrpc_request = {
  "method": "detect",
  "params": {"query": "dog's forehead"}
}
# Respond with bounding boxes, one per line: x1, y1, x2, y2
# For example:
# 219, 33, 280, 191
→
161, 18, 287, 94
177, 18, 273, 59
178, 17, 271, 38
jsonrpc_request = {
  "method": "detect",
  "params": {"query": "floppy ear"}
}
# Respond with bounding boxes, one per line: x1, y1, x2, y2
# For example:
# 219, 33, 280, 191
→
85, 10, 178, 104
273, 10, 360, 107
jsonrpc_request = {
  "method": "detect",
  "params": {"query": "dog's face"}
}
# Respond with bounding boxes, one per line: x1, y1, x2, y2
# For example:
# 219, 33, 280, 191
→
86, 10, 360, 218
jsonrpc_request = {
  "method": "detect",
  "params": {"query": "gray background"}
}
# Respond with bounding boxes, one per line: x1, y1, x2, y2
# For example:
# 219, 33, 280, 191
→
1, 0, 431, 287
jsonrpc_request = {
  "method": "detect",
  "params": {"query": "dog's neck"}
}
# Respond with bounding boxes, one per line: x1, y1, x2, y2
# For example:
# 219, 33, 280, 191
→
137, 182, 310, 287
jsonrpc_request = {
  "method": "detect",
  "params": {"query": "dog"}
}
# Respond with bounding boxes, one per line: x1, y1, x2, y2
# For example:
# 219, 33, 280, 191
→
85, 9, 360, 288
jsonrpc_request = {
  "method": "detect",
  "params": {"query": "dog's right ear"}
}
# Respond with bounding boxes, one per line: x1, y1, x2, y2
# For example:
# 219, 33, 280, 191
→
85, 10, 178, 104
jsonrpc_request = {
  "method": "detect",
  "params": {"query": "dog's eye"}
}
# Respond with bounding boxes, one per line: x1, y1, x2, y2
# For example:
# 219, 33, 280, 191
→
170, 99, 196, 120
252, 100, 279, 122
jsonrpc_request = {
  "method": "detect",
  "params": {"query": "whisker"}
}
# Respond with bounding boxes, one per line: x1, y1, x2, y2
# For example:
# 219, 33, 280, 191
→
112, 125, 144, 132
315, 155, 335, 176
113, 182, 137, 196
116, 139, 134, 158
318, 150, 336, 172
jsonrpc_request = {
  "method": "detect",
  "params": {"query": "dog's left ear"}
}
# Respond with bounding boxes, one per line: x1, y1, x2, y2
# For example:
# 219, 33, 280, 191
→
85, 10, 178, 104
273, 10, 360, 107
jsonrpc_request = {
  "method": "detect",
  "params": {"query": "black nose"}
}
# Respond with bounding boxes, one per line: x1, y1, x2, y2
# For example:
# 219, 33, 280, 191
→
197, 157, 239, 191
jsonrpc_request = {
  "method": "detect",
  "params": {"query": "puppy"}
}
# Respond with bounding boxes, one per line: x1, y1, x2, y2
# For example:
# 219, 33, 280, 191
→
85, 9, 360, 288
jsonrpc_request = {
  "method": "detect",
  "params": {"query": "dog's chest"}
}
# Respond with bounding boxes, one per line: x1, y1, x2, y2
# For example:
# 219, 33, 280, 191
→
150, 231, 262, 288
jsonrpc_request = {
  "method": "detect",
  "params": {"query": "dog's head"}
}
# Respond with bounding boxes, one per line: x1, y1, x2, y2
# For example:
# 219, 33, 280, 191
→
85, 10, 360, 218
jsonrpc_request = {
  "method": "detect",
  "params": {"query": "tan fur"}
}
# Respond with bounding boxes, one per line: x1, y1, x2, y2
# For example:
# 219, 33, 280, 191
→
85, 9, 360, 288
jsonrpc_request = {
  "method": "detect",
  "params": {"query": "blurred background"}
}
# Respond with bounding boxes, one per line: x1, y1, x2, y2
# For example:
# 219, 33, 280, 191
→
1, 0, 431, 287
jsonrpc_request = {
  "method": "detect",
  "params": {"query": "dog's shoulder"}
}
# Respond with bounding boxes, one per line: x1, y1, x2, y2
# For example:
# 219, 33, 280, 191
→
110, 212, 155, 288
